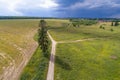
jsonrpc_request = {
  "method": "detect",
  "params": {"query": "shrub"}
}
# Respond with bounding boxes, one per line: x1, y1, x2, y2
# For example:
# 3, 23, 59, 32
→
102, 27, 105, 30
99, 25, 103, 29
70, 19, 98, 26
110, 28, 114, 32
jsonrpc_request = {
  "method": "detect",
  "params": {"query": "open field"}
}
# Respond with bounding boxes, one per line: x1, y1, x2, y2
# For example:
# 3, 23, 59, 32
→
20, 20, 120, 80
55, 40, 120, 80
0, 20, 39, 80
47, 21, 120, 80
49, 22, 120, 41
0, 19, 120, 80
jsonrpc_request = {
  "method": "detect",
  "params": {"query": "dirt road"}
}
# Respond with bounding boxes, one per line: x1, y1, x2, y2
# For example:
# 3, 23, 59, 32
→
46, 32, 57, 80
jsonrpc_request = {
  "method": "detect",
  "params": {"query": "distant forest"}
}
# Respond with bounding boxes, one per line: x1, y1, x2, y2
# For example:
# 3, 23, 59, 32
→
0, 16, 120, 21
0, 16, 57, 19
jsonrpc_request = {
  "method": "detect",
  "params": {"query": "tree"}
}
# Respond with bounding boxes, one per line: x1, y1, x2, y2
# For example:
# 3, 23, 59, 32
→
38, 20, 49, 54
114, 21, 119, 26
111, 21, 114, 26
102, 27, 105, 30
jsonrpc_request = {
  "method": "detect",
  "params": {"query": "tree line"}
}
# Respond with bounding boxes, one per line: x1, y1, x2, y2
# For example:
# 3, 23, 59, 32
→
111, 21, 119, 26
69, 19, 98, 27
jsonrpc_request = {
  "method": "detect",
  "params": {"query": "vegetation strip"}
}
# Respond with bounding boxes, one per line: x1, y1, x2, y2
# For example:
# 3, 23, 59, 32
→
20, 46, 50, 80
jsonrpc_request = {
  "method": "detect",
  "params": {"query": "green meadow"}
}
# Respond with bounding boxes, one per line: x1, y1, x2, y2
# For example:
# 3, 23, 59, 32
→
48, 21, 120, 80
21, 20, 120, 80
55, 40, 120, 80
0, 19, 120, 80
49, 22, 120, 41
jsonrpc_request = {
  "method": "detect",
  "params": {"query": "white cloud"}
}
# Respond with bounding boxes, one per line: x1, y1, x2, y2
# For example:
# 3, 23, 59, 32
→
18, 0, 59, 9
69, 0, 120, 10
0, 0, 23, 15
38, 0, 58, 9
0, 0, 59, 16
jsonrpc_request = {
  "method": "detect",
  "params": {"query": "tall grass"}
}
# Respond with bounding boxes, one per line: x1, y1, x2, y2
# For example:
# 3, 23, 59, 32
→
20, 47, 50, 80
55, 40, 120, 80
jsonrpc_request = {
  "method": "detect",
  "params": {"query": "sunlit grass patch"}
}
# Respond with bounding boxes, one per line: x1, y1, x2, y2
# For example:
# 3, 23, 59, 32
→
55, 40, 120, 80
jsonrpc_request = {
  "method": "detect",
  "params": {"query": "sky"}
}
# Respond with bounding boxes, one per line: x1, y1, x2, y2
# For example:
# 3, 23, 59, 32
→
0, 0, 120, 18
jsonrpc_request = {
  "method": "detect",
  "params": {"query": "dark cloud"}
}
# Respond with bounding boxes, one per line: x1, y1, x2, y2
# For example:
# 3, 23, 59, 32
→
55, 0, 120, 18
0, 0, 120, 18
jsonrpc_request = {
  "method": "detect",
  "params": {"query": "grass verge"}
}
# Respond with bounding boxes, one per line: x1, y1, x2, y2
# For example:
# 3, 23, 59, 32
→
20, 46, 50, 80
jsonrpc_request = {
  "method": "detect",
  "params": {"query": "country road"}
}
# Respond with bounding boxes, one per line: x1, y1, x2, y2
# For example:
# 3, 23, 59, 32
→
46, 32, 57, 80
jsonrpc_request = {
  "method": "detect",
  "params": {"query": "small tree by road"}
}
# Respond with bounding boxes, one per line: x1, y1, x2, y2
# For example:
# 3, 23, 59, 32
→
38, 20, 49, 54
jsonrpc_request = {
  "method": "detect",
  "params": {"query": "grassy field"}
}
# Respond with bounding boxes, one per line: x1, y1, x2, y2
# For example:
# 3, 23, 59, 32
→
20, 20, 120, 80
49, 22, 120, 41
55, 40, 120, 80
0, 19, 39, 78
1, 19, 120, 80
49, 22, 120, 80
